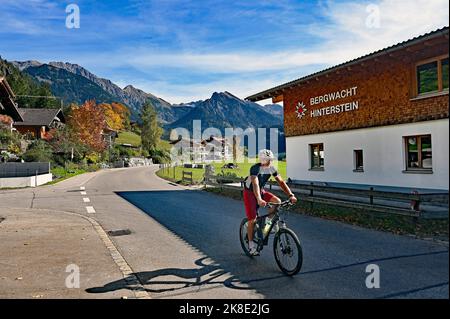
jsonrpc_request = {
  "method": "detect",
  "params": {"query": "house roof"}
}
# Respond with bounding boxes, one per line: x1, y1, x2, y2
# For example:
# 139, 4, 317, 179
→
0, 77, 23, 122
170, 136, 232, 148
246, 26, 449, 102
102, 126, 119, 138
169, 137, 203, 147
201, 136, 231, 147
14, 108, 65, 127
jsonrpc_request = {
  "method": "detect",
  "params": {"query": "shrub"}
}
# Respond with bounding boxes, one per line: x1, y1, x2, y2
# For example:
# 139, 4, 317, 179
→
115, 145, 141, 157
23, 140, 53, 162
149, 148, 170, 164
216, 170, 239, 183
7, 143, 21, 154
85, 152, 100, 164
0, 128, 23, 157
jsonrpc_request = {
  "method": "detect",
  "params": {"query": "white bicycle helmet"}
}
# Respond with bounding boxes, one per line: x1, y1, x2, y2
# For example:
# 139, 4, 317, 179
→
259, 149, 275, 163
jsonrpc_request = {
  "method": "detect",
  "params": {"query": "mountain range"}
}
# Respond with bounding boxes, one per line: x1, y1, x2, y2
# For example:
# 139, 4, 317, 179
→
12, 60, 187, 123
9, 59, 285, 151
168, 91, 281, 131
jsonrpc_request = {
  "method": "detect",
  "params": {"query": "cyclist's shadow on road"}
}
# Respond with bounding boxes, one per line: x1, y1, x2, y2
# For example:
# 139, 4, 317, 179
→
86, 257, 253, 294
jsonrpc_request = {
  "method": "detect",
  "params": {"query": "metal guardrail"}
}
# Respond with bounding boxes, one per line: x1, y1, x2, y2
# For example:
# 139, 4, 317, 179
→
203, 174, 449, 219
0, 162, 50, 178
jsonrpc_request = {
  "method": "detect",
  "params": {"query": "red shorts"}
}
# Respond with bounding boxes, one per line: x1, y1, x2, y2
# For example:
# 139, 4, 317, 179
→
243, 188, 276, 220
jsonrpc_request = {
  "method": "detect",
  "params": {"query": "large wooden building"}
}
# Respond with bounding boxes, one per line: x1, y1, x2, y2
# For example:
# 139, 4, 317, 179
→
247, 27, 449, 191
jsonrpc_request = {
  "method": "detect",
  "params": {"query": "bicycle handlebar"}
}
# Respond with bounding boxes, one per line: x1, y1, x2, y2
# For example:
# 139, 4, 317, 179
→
266, 199, 293, 208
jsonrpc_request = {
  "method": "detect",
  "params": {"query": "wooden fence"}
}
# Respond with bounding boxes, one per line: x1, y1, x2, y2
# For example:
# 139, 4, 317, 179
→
182, 171, 193, 184
159, 163, 176, 179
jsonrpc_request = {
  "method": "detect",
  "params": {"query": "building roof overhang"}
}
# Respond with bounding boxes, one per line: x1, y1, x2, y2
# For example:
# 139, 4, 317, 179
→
0, 77, 23, 122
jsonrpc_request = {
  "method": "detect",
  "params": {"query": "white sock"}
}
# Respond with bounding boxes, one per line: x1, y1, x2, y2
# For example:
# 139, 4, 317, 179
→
249, 241, 256, 250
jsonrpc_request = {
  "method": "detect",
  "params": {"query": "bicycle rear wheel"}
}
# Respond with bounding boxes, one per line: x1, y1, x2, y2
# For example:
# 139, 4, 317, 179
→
239, 218, 258, 257
273, 228, 303, 276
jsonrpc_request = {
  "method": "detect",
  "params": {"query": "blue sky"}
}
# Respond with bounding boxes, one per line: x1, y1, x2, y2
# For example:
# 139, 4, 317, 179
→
0, 0, 448, 103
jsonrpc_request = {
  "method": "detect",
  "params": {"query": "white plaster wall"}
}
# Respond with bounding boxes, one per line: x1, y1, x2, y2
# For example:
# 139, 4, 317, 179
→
0, 173, 53, 188
286, 119, 449, 190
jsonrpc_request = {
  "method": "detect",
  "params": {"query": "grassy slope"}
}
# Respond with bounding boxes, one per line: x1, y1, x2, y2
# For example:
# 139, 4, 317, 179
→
47, 165, 99, 185
116, 131, 142, 147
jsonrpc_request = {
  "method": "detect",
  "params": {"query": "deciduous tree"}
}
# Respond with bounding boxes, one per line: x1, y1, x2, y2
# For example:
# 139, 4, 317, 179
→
99, 102, 130, 131
111, 102, 130, 129
67, 100, 106, 154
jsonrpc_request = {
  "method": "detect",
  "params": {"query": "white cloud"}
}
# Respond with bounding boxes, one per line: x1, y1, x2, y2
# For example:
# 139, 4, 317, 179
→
126, 50, 341, 73
128, 0, 449, 72
312, 0, 450, 58
6, 0, 448, 103
0, 0, 61, 35
115, 0, 449, 101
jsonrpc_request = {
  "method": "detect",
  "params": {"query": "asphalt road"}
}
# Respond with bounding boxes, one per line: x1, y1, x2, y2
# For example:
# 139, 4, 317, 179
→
0, 166, 448, 299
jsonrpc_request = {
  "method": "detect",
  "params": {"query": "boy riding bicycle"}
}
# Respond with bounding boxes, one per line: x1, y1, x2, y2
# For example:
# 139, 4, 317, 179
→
243, 149, 297, 256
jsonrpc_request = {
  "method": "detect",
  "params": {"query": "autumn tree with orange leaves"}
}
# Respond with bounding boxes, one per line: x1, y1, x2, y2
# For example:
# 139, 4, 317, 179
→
67, 100, 107, 154
111, 102, 130, 129
98, 102, 130, 131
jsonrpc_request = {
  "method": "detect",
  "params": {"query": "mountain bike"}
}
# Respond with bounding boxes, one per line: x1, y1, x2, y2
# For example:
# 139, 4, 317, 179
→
239, 199, 303, 276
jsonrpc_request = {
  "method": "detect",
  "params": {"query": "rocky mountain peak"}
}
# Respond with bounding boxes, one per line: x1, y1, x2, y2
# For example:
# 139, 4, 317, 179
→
11, 60, 43, 71
123, 84, 144, 94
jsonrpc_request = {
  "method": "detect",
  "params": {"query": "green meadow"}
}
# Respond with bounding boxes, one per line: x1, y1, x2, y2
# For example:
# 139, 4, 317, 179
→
156, 159, 287, 183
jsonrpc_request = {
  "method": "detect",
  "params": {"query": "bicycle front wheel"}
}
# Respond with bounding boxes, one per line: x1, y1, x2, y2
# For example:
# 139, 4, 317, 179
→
273, 228, 303, 276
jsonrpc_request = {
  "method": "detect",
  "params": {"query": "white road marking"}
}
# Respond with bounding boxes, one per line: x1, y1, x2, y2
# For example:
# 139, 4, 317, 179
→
80, 186, 85, 191
83, 198, 90, 203
86, 206, 96, 214
80, 191, 87, 195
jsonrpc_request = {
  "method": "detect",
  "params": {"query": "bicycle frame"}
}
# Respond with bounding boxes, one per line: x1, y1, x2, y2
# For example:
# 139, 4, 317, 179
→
255, 200, 292, 247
